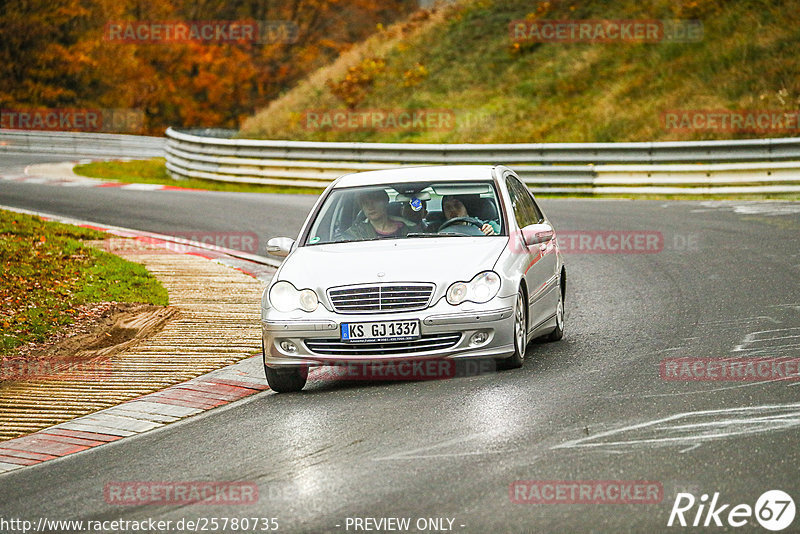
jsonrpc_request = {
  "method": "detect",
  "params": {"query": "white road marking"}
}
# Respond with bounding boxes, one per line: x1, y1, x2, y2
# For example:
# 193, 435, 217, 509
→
373, 433, 517, 461
731, 326, 800, 359
622, 377, 798, 399
120, 183, 164, 191
697, 315, 781, 326
692, 202, 800, 216
374, 450, 514, 461
552, 402, 800, 451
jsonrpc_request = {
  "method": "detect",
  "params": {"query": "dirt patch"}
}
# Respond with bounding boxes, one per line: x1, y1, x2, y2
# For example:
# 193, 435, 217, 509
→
1, 302, 179, 383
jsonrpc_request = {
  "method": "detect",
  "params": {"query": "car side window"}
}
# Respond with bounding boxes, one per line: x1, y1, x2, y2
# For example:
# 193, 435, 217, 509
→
505, 175, 541, 227
530, 196, 544, 223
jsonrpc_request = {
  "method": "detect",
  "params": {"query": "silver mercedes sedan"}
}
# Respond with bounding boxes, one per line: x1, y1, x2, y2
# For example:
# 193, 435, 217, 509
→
262, 165, 566, 392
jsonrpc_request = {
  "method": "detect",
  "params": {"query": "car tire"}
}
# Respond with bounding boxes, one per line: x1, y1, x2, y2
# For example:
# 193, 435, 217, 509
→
262, 339, 307, 392
497, 287, 527, 370
265, 365, 308, 393
545, 284, 564, 342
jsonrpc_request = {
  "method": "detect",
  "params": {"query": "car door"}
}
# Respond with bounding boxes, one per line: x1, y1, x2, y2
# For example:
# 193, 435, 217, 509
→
504, 173, 559, 334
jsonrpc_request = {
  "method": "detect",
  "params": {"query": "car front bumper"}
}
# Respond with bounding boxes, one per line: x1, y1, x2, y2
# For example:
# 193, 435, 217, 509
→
262, 295, 516, 368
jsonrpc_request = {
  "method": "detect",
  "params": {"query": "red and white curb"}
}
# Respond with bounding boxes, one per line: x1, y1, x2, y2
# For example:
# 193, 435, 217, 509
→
0, 356, 268, 474
0, 161, 200, 191
0, 173, 189, 191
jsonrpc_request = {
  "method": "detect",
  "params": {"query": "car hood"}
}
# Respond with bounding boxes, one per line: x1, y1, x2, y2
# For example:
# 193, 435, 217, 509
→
277, 237, 508, 289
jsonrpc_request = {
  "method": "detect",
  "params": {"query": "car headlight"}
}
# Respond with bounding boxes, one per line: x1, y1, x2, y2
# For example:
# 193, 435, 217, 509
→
446, 271, 501, 305
269, 281, 319, 312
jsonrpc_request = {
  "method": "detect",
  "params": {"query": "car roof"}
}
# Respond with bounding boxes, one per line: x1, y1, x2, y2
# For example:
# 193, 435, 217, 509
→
332, 165, 502, 188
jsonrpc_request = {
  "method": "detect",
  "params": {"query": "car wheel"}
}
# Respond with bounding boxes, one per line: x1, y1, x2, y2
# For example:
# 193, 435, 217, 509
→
545, 285, 564, 342
497, 287, 527, 370
264, 365, 308, 393
262, 339, 307, 392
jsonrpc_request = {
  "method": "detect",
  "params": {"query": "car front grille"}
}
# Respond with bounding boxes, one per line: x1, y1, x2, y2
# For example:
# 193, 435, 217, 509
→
328, 283, 434, 314
305, 333, 461, 356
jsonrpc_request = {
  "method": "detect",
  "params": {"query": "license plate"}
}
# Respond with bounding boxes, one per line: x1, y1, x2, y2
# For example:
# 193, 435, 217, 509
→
340, 320, 420, 343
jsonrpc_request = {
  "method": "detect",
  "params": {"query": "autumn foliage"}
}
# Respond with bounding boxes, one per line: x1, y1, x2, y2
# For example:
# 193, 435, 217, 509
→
326, 57, 387, 108
0, 0, 414, 135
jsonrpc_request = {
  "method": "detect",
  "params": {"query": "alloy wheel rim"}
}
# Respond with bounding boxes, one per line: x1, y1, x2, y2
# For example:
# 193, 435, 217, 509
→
556, 298, 564, 330
515, 293, 525, 358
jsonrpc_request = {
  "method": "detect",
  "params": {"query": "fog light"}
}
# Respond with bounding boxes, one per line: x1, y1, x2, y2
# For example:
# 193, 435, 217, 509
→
470, 331, 489, 346
279, 340, 298, 354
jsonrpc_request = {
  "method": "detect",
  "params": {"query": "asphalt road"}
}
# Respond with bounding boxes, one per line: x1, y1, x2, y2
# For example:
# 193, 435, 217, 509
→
1, 150, 800, 533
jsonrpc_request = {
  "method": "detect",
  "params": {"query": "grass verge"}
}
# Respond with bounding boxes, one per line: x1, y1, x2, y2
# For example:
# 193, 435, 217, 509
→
73, 158, 325, 195
0, 209, 169, 356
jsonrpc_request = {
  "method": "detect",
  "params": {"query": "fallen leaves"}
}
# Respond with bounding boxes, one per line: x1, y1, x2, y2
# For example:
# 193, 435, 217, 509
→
1, 210, 164, 356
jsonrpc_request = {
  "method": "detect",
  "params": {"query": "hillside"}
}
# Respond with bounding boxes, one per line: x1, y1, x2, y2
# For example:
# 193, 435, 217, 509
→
240, 0, 800, 143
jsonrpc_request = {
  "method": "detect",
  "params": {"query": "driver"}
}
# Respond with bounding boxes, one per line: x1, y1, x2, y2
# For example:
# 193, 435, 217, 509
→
442, 195, 500, 236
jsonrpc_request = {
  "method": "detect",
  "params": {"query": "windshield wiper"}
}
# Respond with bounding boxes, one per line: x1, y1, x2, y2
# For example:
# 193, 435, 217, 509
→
309, 238, 362, 245
406, 232, 466, 238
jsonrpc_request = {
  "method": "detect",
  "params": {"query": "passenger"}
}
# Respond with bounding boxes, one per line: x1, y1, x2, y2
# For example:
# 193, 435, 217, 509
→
343, 189, 419, 240
441, 195, 500, 236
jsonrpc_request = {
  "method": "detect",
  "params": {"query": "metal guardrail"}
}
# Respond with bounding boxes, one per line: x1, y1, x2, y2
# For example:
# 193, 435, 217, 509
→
2, 128, 798, 194
165, 128, 800, 195
0, 129, 165, 158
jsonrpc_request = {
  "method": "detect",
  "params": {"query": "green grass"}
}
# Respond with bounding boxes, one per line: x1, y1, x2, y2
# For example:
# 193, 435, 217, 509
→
0, 210, 169, 356
73, 158, 324, 195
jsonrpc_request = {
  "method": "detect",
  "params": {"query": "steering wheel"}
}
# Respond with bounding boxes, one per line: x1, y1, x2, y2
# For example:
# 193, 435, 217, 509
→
438, 216, 486, 236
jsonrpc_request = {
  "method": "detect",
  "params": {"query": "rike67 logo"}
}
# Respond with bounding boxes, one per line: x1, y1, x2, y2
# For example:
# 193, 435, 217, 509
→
668, 490, 796, 531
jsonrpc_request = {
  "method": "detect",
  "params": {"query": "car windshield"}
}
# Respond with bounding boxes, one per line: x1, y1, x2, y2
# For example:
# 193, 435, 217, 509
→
304, 181, 505, 245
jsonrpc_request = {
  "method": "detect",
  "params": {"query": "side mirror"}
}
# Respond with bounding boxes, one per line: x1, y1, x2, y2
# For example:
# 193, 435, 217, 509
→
266, 237, 295, 258
521, 223, 554, 246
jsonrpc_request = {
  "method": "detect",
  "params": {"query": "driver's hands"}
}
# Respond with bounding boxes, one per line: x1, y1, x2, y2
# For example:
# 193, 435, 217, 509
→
480, 223, 496, 236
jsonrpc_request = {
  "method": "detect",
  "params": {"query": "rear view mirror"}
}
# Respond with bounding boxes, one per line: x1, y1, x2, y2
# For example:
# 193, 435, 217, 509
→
266, 237, 295, 257
521, 223, 554, 246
